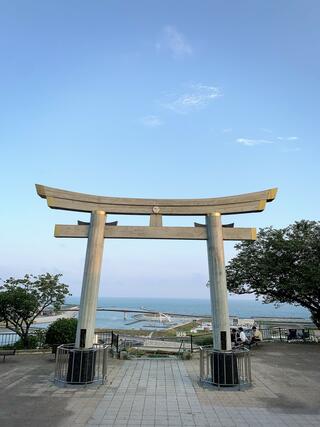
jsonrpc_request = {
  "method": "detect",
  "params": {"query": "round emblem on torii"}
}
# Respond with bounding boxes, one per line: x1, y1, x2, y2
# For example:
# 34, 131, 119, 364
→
152, 206, 160, 214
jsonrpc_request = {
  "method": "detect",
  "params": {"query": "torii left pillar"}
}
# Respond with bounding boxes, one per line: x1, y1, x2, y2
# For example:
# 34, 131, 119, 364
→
206, 212, 232, 351
75, 210, 106, 348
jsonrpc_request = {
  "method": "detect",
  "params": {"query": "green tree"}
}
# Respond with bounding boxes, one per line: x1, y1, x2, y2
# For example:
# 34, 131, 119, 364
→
226, 220, 320, 327
0, 273, 70, 348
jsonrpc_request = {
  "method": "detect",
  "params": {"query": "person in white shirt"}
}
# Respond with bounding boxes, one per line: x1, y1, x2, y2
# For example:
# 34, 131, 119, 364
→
238, 327, 247, 344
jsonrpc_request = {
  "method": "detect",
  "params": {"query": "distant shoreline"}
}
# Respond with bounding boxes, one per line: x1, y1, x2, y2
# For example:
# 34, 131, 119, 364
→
33, 306, 78, 324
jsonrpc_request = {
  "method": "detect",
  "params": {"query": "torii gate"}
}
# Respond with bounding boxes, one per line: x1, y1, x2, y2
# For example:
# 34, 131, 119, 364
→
36, 184, 277, 351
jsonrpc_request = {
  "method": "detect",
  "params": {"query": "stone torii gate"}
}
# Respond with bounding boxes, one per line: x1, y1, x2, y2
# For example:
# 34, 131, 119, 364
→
36, 184, 277, 352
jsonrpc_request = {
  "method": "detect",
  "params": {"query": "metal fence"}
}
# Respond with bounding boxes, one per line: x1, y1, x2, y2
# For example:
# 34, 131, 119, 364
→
0, 332, 19, 348
199, 346, 251, 390
0, 327, 318, 353
54, 343, 108, 386
190, 328, 318, 347
0, 329, 120, 351
94, 331, 119, 352
259, 328, 317, 342
0, 329, 46, 349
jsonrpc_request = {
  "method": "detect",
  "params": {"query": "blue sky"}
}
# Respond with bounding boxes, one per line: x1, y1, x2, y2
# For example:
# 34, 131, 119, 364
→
1, 1, 319, 298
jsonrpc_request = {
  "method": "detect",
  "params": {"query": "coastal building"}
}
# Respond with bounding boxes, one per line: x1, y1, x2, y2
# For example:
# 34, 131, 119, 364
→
190, 322, 212, 333
40, 307, 55, 316
190, 318, 255, 334
231, 318, 255, 328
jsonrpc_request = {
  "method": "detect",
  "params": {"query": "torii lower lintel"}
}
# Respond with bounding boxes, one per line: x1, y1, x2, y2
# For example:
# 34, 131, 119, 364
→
54, 224, 257, 240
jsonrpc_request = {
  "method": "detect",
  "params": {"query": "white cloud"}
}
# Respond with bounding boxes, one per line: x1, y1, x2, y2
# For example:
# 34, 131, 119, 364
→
163, 84, 221, 114
236, 138, 274, 147
236, 134, 301, 150
157, 26, 192, 58
140, 115, 163, 128
222, 128, 232, 133
277, 136, 299, 141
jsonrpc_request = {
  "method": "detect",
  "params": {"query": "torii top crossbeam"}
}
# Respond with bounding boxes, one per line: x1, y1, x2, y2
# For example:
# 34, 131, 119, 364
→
36, 184, 276, 216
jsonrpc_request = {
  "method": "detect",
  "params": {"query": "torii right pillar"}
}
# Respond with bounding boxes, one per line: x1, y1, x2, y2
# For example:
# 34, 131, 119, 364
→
206, 212, 232, 351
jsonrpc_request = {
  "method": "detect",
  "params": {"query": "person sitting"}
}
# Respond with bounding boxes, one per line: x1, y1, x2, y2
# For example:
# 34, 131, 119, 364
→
238, 327, 248, 345
249, 326, 263, 347
230, 328, 239, 347
287, 329, 298, 341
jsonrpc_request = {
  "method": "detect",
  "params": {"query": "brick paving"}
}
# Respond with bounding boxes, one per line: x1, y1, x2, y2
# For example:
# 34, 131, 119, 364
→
82, 356, 320, 427
0, 343, 319, 426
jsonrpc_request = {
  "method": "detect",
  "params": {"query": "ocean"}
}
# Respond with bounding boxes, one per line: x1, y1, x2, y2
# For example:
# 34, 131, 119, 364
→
64, 296, 310, 330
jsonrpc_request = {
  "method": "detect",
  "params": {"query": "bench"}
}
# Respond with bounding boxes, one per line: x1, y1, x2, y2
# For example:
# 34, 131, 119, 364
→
0, 348, 16, 362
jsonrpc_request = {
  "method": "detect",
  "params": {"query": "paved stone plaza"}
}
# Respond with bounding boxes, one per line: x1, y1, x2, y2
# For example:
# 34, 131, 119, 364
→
0, 343, 319, 426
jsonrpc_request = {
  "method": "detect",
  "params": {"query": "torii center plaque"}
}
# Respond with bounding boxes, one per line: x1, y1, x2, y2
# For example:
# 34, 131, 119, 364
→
36, 184, 277, 350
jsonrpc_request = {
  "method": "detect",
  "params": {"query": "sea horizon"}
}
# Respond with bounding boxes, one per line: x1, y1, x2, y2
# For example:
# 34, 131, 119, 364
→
63, 296, 311, 330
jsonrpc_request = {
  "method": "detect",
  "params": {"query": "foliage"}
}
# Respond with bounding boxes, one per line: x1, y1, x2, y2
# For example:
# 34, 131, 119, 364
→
14, 334, 40, 349
128, 348, 146, 357
181, 351, 192, 360
147, 352, 171, 358
226, 220, 320, 327
192, 334, 213, 346
0, 273, 70, 348
45, 317, 77, 346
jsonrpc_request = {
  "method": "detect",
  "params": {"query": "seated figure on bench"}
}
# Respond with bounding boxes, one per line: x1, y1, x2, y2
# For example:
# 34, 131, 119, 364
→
236, 327, 248, 346
249, 326, 263, 347
287, 329, 298, 341
231, 328, 240, 347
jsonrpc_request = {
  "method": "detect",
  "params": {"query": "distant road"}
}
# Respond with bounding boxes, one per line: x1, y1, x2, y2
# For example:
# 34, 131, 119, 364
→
34, 306, 78, 323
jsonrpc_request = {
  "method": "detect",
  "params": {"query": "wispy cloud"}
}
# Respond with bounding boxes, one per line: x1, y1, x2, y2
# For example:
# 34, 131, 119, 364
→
140, 115, 163, 128
277, 136, 299, 141
236, 138, 274, 147
156, 26, 192, 58
163, 84, 221, 114
222, 128, 232, 133
236, 133, 300, 150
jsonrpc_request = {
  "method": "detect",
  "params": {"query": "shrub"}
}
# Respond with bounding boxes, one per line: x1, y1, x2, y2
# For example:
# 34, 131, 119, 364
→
45, 318, 77, 347
14, 335, 40, 349
193, 334, 213, 346
181, 351, 192, 360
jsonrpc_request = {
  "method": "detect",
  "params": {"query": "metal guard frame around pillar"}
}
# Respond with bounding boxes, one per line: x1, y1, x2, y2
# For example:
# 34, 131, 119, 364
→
54, 343, 108, 386
199, 346, 252, 390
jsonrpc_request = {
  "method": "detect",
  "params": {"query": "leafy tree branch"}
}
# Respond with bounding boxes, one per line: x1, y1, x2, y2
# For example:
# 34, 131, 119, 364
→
226, 220, 320, 327
0, 273, 70, 348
